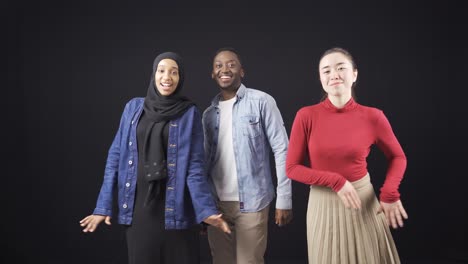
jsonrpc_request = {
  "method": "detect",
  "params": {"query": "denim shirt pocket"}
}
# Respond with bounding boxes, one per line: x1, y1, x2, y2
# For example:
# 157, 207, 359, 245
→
241, 115, 261, 138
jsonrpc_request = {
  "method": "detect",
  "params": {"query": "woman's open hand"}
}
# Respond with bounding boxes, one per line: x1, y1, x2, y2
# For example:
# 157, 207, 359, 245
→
378, 200, 408, 229
80, 215, 111, 233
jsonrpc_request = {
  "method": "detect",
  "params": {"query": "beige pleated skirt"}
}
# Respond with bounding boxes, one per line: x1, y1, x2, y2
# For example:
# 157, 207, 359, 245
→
307, 173, 400, 264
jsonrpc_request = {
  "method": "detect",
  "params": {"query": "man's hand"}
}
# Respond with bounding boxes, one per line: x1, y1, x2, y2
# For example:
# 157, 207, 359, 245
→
275, 209, 293, 227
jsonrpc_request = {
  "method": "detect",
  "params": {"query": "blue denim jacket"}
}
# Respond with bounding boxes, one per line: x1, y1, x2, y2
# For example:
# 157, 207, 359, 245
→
202, 84, 292, 212
93, 98, 218, 229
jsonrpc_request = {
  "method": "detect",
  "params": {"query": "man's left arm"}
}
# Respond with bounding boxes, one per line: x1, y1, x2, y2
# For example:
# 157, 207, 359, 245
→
261, 94, 293, 226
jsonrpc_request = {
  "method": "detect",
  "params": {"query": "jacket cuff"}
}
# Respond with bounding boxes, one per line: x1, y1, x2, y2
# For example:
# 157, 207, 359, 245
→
196, 208, 219, 224
93, 207, 112, 216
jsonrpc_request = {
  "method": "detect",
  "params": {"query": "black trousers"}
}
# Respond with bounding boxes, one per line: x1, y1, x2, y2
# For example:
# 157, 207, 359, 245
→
125, 182, 200, 264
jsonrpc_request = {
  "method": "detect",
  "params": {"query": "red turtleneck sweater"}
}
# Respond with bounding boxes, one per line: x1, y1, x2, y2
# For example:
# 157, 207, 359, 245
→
286, 98, 406, 203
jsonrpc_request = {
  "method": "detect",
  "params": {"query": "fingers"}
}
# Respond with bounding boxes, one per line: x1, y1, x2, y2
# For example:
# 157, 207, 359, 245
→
341, 191, 361, 210
393, 202, 408, 228
380, 201, 408, 229
80, 216, 93, 232
80, 215, 106, 233
213, 217, 231, 234
79, 215, 91, 223
275, 211, 293, 227
349, 191, 361, 210
204, 214, 222, 224
339, 194, 351, 208
337, 181, 361, 210
275, 211, 282, 226
83, 220, 97, 233
220, 220, 231, 234
395, 210, 404, 228
389, 208, 398, 229
105, 216, 112, 225
399, 203, 409, 219
203, 214, 231, 234
82, 221, 95, 233
275, 216, 284, 227
79, 217, 89, 225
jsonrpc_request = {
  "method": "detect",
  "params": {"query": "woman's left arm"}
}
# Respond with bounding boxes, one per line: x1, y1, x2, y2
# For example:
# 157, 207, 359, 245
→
375, 110, 408, 228
375, 110, 407, 203
186, 108, 220, 221
186, 108, 231, 233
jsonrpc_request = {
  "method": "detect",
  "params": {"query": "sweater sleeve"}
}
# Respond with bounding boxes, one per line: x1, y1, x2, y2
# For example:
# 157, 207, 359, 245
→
374, 111, 407, 203
286, 109, 347, 192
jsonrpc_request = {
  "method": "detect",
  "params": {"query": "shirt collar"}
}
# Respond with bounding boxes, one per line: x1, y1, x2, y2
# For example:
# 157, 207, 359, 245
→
211, 83, 246, 106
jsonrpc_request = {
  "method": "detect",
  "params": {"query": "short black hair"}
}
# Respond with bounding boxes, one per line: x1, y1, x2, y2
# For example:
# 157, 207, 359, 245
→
212, 47, 243, 66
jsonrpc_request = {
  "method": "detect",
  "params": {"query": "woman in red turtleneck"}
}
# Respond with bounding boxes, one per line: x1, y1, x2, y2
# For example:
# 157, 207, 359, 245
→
286, 47, 408, 264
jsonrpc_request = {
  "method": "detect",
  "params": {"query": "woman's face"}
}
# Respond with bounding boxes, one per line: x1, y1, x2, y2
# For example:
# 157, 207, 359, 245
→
154, 59, 179, 96
319, 52, 357, 98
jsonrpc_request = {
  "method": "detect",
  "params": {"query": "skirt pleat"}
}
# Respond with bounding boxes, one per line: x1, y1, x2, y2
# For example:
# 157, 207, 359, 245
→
306, 174, 400, 264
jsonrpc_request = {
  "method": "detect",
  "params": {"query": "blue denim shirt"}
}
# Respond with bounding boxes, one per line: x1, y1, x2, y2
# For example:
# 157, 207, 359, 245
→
93, 98, 218, 229
202, 84, 292, 212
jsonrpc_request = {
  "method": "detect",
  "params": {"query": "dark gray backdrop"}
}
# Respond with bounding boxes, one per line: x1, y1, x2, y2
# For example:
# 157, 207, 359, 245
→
7, 0, 467, 263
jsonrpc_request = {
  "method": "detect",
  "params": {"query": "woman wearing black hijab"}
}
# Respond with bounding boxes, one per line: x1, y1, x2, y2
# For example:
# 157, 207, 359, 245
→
80, 52, 230, 264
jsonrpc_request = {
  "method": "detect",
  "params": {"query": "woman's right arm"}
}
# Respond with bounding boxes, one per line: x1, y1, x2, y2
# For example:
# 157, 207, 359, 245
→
286, 108, 361, 209
286, 109, 346, 191
80, 102, 131, 232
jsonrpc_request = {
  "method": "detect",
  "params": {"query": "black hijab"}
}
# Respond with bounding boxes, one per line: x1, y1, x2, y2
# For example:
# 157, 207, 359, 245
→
141, 52, 194, 205
143, 52, 194, 122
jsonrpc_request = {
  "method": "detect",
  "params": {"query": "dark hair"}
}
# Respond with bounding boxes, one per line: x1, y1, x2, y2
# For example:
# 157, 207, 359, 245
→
212, 47, 243, 66
319, 47, 358, 101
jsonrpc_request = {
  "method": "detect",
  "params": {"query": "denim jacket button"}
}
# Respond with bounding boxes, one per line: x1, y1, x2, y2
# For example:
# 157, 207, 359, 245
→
128, 160, 133, 165
122, 203, 128, 209
129, 141, 133, 146
125, 183, 130, 187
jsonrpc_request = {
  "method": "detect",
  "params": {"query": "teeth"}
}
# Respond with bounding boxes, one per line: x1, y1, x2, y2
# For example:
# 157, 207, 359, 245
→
161, 83, 171, 87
